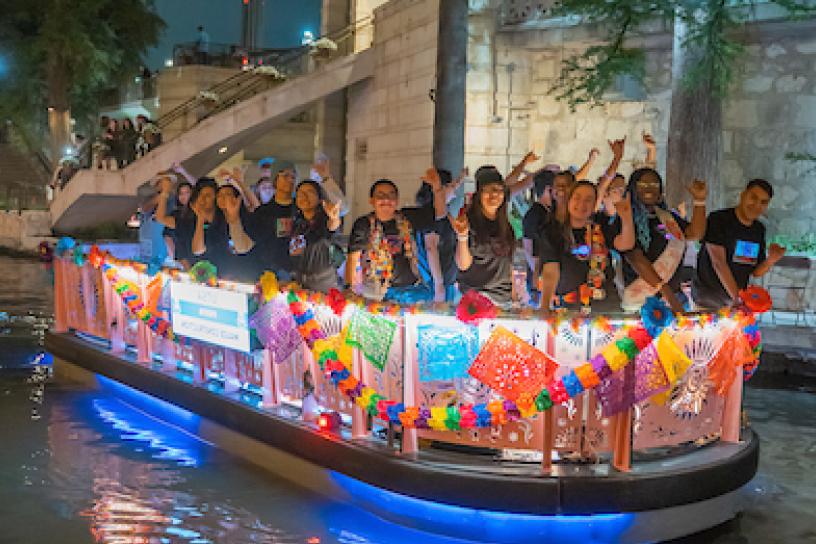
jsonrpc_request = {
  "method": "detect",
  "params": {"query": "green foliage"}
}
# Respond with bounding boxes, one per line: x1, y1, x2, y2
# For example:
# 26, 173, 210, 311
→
0, 0, 165, 140
548, 0, 816, 110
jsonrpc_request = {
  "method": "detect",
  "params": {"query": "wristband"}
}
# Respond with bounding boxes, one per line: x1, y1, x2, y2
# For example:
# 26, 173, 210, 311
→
457, 234, 469, 242
693, 200, 706, 207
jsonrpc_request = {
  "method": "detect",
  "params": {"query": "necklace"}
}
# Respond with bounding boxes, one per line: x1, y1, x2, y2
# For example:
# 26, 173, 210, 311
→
366, 213, 415, 289
570, 223, 609, 306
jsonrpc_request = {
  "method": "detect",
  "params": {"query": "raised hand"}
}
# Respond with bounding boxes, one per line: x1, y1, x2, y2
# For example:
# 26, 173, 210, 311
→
686, 179, 708, 201
523, 151, 540, 165
221, 192, 241, 224
642, 132, 656, 149
768, 243, 786, 262
312, 157, 331, 179
157, 175, 173, 195
190, 196, 204, 218
609, 137, 625, 158
614, 196, 632, 218
322, 199, 341, 221
588, 148, 601, 161
422, 167, 442, 192
449, 210, 469, 237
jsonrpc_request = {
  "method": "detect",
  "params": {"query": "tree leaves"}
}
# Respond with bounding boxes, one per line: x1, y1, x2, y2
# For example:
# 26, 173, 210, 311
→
546, 0, 816, 110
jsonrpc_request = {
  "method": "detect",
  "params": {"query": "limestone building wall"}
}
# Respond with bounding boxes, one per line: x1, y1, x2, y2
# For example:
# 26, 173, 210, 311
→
464, 4, 816, 241
344, 0, 440, 219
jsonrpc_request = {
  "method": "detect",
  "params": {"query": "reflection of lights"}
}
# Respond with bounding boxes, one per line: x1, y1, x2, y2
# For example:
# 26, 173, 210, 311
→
92, 399, 201, 467
164, 58, 174, 67
301, 30, 315, 45
218, 146, 228, 154
330, 471, 634, 543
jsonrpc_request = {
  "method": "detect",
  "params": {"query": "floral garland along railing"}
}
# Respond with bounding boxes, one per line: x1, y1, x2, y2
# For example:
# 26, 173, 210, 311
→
60, 242, 768, 431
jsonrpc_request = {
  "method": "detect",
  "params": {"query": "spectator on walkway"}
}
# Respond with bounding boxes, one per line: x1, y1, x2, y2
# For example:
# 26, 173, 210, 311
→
196, 25, 210, 64
119, 118, 138, 168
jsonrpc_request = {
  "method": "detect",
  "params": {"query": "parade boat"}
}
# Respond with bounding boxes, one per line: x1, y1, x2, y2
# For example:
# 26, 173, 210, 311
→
45, 241, 763, 544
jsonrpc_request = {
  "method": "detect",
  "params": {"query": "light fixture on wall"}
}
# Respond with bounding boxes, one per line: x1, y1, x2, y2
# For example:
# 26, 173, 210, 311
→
218, 146, 228, 154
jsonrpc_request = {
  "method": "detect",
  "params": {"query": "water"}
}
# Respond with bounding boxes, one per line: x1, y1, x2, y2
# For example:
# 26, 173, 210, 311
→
0, 256, 813, 543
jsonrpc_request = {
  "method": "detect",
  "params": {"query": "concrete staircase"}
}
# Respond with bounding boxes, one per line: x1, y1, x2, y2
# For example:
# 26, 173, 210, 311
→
51, 47, 375, 233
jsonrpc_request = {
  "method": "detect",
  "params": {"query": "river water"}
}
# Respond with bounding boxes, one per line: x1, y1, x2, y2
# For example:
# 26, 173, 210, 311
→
0, 256, 812, 544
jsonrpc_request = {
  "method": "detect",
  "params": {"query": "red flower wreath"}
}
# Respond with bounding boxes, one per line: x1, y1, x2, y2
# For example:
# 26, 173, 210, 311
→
456, 290, 497, 325
740, 285, 772, 314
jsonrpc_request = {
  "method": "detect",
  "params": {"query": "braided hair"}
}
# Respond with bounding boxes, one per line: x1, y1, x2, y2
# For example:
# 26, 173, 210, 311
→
627, 168, 667, 250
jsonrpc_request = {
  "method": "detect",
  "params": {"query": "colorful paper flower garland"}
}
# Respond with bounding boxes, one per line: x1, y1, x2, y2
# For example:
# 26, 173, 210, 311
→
303, 295, 764, 431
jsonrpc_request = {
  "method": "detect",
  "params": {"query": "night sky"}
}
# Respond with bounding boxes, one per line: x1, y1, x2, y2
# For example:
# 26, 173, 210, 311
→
145, 0, 322, 70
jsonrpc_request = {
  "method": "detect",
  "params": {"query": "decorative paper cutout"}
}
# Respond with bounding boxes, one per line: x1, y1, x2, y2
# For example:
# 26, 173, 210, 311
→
346, 309, 397, 371
250, 297, 303, 362
467, 326, 557, 401
417, 324, 480, 382
596, 342, 670, 417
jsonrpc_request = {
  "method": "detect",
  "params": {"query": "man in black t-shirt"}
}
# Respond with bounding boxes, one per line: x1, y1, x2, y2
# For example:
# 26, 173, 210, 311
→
247, 166, 296, 280
693, 178, 786, 309
346, 175, 447, 302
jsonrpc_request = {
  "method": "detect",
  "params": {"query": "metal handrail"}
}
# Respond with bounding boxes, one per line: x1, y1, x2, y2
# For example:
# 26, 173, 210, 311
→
155, 16, 373, 133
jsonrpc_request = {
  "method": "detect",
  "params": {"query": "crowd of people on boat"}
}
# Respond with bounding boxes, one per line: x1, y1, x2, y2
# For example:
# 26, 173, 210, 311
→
140, 134, 786, 314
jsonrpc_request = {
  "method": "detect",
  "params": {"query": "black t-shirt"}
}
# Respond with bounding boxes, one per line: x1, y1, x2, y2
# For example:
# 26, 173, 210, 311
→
415, 216, 457, 288
537, 213, 621, 307
456, 219, 515, 306
694, 208, 766, 304
176, 211, 258, 282
348, 207, 435, 288
169, 208, 195, 262
622, 210, 689, 287
522, 202, 552, 241
290, 212, 338, 276
247, 200, 295, 273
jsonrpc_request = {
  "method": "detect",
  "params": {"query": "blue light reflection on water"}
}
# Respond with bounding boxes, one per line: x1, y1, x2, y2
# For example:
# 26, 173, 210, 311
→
330, 471, 635, 544
87, 373, 636, 544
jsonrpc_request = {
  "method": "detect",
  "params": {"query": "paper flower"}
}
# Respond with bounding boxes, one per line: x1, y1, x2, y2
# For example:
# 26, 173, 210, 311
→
740, 285, 772, 314
641, 296, 674, 338
456, 290, 497, 325
55, 237, 76, 257
326, 288, 347, 317
259, 271, 279, 302
189, 261, 217, 285
88, 245, 104, 269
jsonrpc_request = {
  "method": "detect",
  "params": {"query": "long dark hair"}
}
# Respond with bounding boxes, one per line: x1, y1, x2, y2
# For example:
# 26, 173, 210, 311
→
627, 167, 666, 250
561, 180, 598, 246
294, 179, 328, 234
467, 181, 515, 252
175, 181, 193, 219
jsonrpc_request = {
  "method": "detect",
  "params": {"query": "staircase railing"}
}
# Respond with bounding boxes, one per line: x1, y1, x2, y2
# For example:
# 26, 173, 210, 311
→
155, 16, 374, 134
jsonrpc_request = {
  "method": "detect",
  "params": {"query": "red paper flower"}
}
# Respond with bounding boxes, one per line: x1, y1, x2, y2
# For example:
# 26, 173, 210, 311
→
88, 245, 105, 269
740, 286, 772, 314
326, 288, 347, 317
456, 290, 497, 325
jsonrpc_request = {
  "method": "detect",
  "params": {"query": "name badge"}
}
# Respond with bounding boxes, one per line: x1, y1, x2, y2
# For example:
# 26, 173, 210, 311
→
276, 217, 293, 237
733, 240, 760, 265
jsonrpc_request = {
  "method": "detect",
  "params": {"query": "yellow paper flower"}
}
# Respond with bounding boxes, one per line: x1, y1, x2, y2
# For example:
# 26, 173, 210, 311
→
259, 271, 279, 302
602, 344, 629, 372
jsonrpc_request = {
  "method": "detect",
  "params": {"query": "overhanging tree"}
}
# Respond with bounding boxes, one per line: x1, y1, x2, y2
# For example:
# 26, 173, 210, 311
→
548, 0, 816, 207
0, 0, 165, 168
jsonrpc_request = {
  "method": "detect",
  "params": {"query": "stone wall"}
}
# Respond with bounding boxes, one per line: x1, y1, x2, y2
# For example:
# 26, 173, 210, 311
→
0, 211, 52, 254
464, 8, 816, 239
344, 0, 440, 219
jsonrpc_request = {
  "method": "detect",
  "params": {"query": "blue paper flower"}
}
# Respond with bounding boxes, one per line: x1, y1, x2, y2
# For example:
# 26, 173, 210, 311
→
146, 257, 163, 277
641, 296, 674, 338
56, 237, 76, 257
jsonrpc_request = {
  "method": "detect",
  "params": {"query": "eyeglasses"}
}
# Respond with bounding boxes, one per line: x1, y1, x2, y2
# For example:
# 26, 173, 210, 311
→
373, 192, 398, 201
636, 180, 660, 188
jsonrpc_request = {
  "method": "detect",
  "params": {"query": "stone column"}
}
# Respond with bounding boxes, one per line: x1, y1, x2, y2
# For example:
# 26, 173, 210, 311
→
432, 0, 468, 175
665, 14, 722, 209
314, 0, 352, 189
